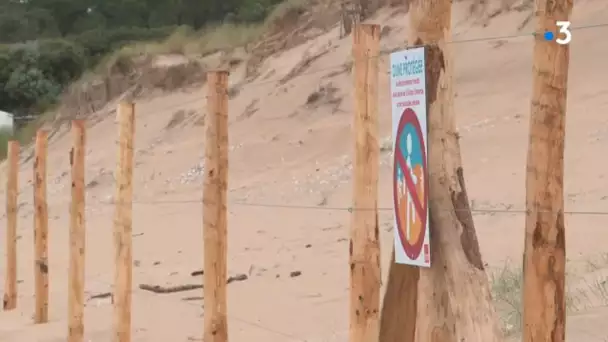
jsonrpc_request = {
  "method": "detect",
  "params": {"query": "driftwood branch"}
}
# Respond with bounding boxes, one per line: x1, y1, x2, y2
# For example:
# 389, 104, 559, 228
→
139, 273, 248, 295
88, 292, 112, 301
190, 269, 204, 276
139, 284, 202, 294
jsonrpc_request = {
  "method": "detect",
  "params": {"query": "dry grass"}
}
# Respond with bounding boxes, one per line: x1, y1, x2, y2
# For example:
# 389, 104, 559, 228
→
490, 253, 608, 337
196, 23, 265, 54
0, 127, 13, 159
82, 23, 259, 77
264, 0, 309, 31
490, 262, 524, 336
117, 22, 265, 58
99, 0, 312, 70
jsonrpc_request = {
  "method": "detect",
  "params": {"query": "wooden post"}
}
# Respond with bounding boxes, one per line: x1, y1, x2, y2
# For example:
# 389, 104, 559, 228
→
113, 103, 135, 342
350, 24, 381, 342
379, 249, 418, 342
203, 71, 229, 342
522, 1, 572, 341
379, 0, 503, 341
4, 140, 19, 310
34, 130, 49, 324
68, 120, 86, 342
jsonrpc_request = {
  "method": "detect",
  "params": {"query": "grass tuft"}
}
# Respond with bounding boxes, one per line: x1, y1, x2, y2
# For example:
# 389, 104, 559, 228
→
490, 254, 608, 337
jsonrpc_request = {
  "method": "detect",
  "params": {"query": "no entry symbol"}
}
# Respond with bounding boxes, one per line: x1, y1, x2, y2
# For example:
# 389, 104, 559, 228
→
393, 108, 428, 261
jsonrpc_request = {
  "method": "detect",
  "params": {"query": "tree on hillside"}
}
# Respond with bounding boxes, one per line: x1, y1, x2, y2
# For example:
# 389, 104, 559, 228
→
0, 0, 283, 40
24, 0, 92, 35
379, 0, 504, 340
0, 3, 60, 42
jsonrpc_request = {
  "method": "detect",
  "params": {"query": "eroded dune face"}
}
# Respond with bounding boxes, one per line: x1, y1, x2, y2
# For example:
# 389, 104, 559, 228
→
1, 1, 608, 341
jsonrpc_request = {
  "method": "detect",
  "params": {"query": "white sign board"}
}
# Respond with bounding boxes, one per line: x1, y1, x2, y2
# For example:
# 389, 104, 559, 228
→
0, 110, 14, 134
390, 47, 430, 267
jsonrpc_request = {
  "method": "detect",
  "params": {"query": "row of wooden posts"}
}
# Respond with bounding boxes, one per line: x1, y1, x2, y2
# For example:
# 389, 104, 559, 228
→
1, 25, 381, 342
1, 65, 232, 341
2, 7, 571, 342
2, 104, 138, 341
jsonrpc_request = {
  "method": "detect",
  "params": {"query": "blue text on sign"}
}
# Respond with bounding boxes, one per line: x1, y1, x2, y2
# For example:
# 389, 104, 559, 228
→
391, 59, 424, 78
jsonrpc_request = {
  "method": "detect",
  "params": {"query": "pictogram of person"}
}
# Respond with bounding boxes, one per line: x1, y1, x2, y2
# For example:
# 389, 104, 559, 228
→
398, 132, 424, 246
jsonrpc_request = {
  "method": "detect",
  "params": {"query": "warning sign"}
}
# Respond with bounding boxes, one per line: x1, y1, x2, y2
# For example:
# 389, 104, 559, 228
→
390, 46, 430, 267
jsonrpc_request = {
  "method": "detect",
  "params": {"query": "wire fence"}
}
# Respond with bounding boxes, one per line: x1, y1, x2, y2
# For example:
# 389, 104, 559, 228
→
1, 20, 608, 342
1, 21, 607, 216
3, 193, 608, 217
61, 200, 608, 217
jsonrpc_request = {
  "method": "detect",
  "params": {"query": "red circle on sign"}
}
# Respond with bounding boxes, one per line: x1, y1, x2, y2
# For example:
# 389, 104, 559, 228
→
393, 108, 428, 260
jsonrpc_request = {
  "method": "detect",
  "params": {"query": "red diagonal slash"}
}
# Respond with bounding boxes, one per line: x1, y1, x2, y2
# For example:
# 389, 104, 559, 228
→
393, 108, 428, 260
395, 151, 424, 221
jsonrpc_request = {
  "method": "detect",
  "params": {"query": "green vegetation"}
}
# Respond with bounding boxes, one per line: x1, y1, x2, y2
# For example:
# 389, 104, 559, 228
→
0, 0, 288, 127
490, 254, 608, 337
0, 127, 14, 160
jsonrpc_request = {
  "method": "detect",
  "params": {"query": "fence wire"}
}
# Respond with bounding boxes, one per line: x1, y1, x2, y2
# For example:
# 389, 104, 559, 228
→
3, 195, 608, 217
1, 18, 608, 342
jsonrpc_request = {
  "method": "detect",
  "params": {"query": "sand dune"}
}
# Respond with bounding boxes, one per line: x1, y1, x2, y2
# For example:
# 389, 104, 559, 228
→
1, 2, 608, 341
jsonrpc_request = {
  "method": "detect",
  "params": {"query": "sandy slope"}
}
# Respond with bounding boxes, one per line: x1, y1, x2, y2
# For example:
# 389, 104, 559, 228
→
1, 1, 608, 341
